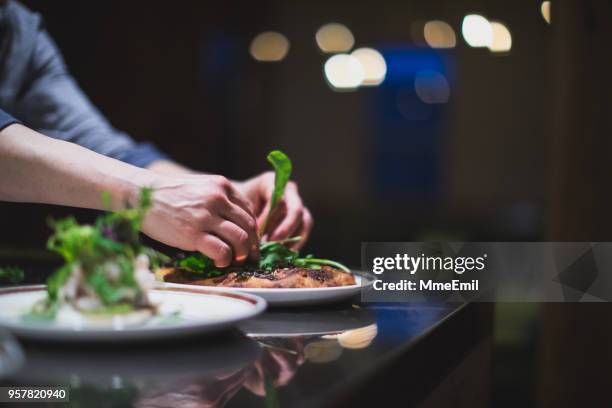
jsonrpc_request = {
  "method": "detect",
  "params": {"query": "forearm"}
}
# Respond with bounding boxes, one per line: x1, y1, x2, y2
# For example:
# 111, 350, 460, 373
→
0, 124, 148, 210
147, 159, 193, 176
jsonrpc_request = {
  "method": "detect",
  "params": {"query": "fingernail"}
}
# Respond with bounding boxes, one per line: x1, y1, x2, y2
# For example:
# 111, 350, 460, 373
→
235, 254, 247, 263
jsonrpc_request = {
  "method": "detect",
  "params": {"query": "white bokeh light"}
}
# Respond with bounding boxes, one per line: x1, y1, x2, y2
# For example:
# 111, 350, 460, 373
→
461, 14, 493, 48
324, 54, 364, 91
316, 23, 355, 53
351, 48, 387, 86
541, 1, 551, 24
488, 21, 512, 53
423, 21, 457, 49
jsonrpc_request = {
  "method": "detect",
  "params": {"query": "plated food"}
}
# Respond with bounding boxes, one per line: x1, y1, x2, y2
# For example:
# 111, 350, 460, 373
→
155, 151, 359, 304
0, 188, 266, 341
27, 188, 162, 327
155, 232, 362, 306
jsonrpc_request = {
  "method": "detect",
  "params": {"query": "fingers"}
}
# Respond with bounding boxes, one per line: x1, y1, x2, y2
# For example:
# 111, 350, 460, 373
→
211, 219, 252, 264
195, 233, 232, 268
223, 178, 256, 217
214, 176, 259, 260
222, 202, 260, 260
292, 208, 313, 250
268, 185, 304, 241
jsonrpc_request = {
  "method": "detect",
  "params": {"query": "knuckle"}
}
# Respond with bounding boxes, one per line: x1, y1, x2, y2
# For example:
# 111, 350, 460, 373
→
215, 242, 232, 259
236, 229, 249, 246
207, 191, 227, 205
246, 217, 257, 231
215, 175, 230, 188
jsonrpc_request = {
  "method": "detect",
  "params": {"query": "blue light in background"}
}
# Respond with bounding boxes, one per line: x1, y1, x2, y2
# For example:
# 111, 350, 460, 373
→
366, 47, 454, 198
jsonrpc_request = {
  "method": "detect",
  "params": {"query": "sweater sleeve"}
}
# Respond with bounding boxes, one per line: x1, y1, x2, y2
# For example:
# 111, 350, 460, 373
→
0, 108, 19, 131
10, 27, 169, 168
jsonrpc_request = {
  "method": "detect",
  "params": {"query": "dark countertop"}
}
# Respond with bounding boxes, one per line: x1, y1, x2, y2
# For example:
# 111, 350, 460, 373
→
0, 257, 493, 407
0, 298, 492, 407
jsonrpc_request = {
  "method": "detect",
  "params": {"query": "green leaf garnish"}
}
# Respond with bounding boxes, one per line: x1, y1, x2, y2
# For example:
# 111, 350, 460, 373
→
170, 150, 349, 278
260, 150, 292, 236
40, 187, 161, 316
177, 253, 225, 278
0, 266, 24, 283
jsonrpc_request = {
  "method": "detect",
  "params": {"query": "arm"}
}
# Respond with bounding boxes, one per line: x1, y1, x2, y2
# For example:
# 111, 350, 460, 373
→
0, 123, 258, 267
0, 123, 142, 210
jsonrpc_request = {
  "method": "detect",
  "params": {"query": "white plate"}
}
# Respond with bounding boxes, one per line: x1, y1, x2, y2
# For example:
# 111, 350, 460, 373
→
0, 285, 266, 342
162, 274, 373, 307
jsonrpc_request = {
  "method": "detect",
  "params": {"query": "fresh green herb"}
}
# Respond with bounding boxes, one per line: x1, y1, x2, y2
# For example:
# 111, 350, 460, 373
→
173, 150, 349, 276
0, 266, 24, 283
259, 150, 292, 236
41, 188, 159, 315
177, 236, 349, 275
46, 264, 73, 301
176, 253, 225, 278
259, 238, 350, 272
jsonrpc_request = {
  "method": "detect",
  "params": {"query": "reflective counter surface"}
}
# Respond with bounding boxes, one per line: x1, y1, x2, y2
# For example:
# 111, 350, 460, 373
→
0, 297, 492, 408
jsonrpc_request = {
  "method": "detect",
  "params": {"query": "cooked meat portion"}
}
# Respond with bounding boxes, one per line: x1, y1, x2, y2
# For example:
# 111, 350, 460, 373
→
156, 266, 356, 288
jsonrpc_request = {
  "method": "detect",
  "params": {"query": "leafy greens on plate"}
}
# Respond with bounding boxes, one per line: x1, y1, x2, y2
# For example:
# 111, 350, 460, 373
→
34, 188, 167, 320
173, 150, 350, 278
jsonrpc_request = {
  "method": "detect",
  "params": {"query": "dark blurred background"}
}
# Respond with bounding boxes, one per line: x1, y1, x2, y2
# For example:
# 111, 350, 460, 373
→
1, 0, 612, 406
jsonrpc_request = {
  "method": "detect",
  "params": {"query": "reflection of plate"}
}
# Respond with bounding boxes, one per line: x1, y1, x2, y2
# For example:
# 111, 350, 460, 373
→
0, 285, 266, 342
162, 273, 374, 307
241, 304, 376, 337
12, 331, 261, 384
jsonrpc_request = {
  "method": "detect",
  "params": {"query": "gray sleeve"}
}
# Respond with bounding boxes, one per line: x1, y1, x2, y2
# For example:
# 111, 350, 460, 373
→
12, 28, 168, 168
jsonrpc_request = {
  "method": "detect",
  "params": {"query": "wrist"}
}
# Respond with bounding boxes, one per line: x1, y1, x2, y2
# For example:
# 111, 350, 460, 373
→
108, 167, 156, 211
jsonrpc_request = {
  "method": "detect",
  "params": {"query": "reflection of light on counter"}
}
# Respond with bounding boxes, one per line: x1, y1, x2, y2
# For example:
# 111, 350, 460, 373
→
414, 70, 450, 104
488, 21, 512, 53
337, 324, 378, 349
249, 31, 290, 62
351, 48, 386, 86
424, 21, 456, 49
316, 23, 355, 53
324, 54, 364, 91
304, 339, 343, 363
541, 1, 551, 24
461, 14, 493, 47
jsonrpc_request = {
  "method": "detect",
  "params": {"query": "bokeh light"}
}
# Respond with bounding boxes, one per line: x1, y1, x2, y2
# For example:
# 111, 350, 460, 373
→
414, 70, 450, 104
316, 23, 355, 53
489, 21, 512, 53
541, 1, 551, 24
461, 14, 493, 48
324, 54, 364, 91
423, 21, 457, 49
337, 324, 378, 349
249, 31, 290, 62
351, 48, 387, 86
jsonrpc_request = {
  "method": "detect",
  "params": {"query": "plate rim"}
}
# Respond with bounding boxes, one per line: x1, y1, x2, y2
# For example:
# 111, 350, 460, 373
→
0, 284, 267, 340
159, 273, 373, 294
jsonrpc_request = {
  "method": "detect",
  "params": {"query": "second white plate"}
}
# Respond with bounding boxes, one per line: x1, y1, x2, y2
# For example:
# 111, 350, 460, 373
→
0, 285, 266, 342
160, 274, 372, 307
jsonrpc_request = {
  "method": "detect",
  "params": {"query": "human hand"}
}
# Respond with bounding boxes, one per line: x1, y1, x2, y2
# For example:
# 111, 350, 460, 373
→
138, 173, 259, 267
235, 172, 313, 250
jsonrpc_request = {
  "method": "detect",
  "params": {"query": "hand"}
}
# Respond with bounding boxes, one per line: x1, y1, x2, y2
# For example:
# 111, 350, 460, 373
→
235, 172, 313, 250
138, 173, 259, 267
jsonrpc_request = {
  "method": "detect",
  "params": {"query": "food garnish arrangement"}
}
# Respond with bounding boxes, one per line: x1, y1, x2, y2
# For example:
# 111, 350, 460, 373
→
156, 150, 355, 289
7, 150, 353, 326
27, 188, 167, 326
